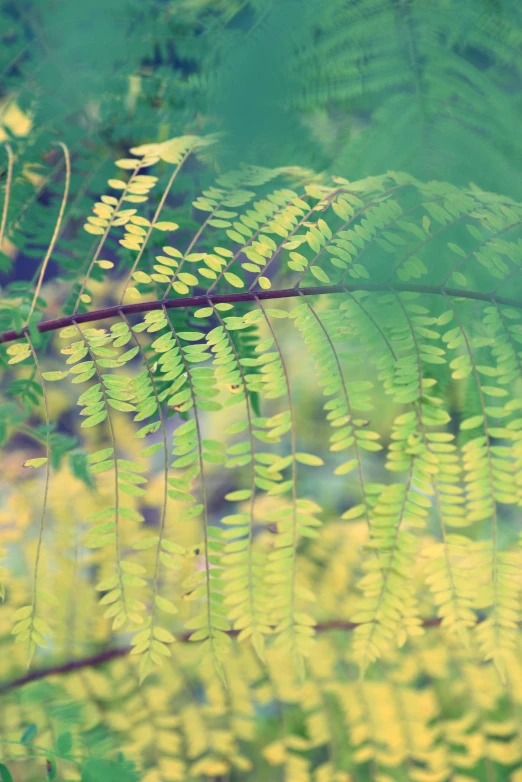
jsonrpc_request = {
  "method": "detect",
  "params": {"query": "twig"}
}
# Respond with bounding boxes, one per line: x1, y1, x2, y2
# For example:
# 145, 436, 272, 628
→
2, 282, 522, 345
0, 617, 444, 695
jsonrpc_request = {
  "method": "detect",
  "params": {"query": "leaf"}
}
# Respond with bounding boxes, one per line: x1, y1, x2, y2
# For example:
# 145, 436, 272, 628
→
88, 448, 114, 464
310, 266, 330, 283
132, 271, 151, 284
224, 272, 244, 288
460, 415, 484, 430
0, 764, 13, 782
334, 459, 358, 476
225, 489, 252, 501
56, 731, 72, 755
155, 596, 178, 615
20, 723, 37, 744
154, 222, 179, 231
11, 606, 32, 622
178, 332, 203, 341
162, 246, 182, 258
81, 758, 139, 782
452, 271, 467, 286
8, 351, 30, 364
139, 443, 163, 458
153, 626, 176, 643
178, 272, 198, 286
42, 371, 68, 381
295, 453, 324, 466
22, 457, 48, 468
194, 307, 213, 318
107, 399, 136, 412
81, 411, 108, 428
448, 242, 465, 257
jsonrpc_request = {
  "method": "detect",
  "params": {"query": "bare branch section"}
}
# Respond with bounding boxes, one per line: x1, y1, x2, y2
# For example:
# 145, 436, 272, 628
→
1, 283, 522, 345
0, 617, 443, 695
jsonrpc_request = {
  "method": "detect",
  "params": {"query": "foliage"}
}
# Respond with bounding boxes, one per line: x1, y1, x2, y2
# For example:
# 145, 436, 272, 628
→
2, 130, 522, 779
4, 0, 522, 251
2, 0, 522, 780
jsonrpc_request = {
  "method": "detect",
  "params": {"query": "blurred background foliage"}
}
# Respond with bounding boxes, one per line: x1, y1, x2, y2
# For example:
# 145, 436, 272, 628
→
2, 0, 522, 320
2, 0, 522, 780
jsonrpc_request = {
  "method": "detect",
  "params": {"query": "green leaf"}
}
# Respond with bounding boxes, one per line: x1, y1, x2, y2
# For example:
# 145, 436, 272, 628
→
178, 272, 198, 286
452, 271, 467, 286
224, 272, 244, 288
194, 307, 213, 318
310, 266, 330, 283
21, 723, 37, 744
153, 626, 176, 643
22, 457, 48, 469
154, 221, 179, 231
56, 731, 72, 755
42, 371, 69, 381
81, 411, 108, 428
178, 332, 203, 341
334, 459, 358, 476
225, 489, 252, 501
0, 763, 14, 782
88, 448, 114, 464
460, 415, 484, 430
132, 271, 152, 284
139, 443, 164, 458
107, 399, 136, 412
155, 595, 178, 615
295, 453, 324, 466
81, 758, 139, 782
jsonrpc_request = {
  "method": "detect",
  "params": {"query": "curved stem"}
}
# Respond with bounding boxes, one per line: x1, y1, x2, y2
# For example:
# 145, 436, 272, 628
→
24, 335, 52, 667
73, 322, 128, 623
162, 305, 218, 673
120, 313, 170, 655
0, 144, 13, 254
118, 147, 194, 305
293, 183, 408, 288
254, 296, 300, 663
73, 162, 142, 313
211, 304, 259, 648
26, 143, 70, 328
7, 282, 522, 345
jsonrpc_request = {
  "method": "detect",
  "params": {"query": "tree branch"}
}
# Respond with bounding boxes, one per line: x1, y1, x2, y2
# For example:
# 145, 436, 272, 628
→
0, 617, 443, 695
2, 283, 521, 345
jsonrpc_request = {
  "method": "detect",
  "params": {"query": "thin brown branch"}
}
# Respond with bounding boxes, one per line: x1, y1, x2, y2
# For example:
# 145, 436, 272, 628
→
0, 617, 443, 695
1, 283, 522, 345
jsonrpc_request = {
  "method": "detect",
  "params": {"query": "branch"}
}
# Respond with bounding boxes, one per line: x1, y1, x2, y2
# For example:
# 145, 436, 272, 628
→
2, 283, 522, 345
0, 617, 443, 695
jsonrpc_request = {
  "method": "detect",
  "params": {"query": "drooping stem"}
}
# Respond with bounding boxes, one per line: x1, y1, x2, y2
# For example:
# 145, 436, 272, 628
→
24, 335, 52, 667
26, 143, 71, 328
0, 144, 13, 255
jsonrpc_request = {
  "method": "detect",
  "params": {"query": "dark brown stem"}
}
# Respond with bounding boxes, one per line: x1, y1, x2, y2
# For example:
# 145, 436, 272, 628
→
2, 283, 522, 345
0, 617, 444, 695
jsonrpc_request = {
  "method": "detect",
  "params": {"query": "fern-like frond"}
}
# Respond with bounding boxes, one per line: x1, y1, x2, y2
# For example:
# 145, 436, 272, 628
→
5, 132, 522, 778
